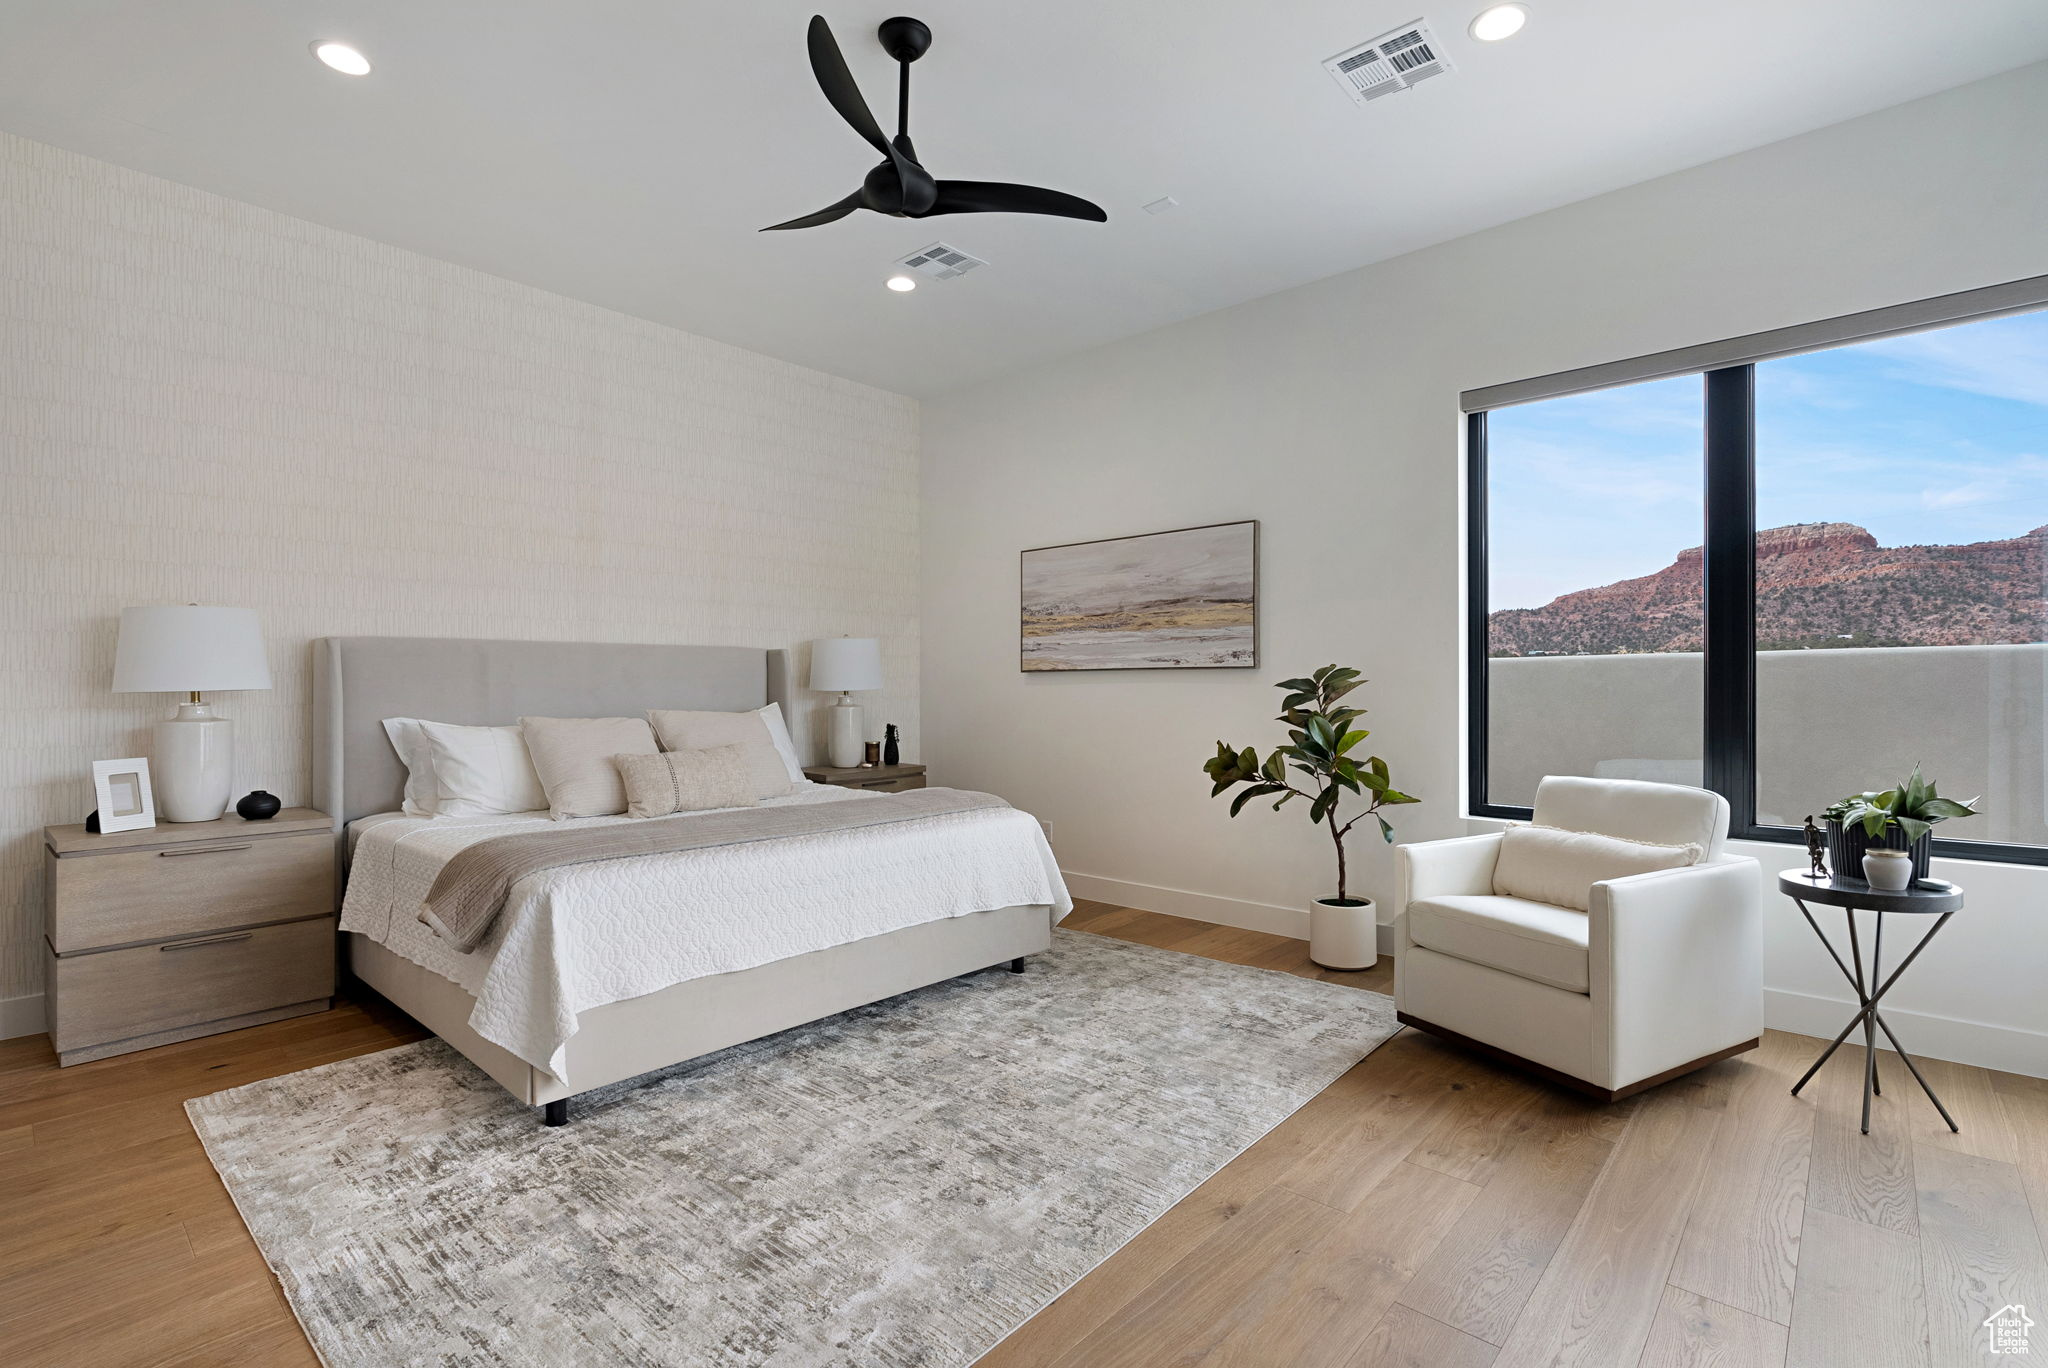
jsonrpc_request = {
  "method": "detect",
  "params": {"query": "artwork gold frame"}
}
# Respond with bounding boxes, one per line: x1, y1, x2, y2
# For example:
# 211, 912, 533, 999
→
1020, 521, 1258, 672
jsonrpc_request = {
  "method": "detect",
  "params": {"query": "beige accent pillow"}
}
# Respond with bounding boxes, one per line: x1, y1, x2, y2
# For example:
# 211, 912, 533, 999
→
517, 716, 660, 820
1492, 823, 1703, 912
646, 709, 796, 801
614, 745, 759, 819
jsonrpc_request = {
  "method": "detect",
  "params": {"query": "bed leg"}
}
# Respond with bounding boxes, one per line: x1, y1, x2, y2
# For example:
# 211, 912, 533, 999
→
1009, 957, 1025, 973
543, 1099, 569, 1127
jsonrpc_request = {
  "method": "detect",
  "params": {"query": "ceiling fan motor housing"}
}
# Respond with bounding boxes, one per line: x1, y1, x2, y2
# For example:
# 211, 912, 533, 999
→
878, 17, 932, 62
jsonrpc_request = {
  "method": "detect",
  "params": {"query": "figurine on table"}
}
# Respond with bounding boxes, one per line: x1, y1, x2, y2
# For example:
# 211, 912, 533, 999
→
1802, 815, 1828, 880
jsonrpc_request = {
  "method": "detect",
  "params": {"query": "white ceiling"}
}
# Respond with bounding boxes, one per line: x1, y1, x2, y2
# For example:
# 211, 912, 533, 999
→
3, 1, 2046, 397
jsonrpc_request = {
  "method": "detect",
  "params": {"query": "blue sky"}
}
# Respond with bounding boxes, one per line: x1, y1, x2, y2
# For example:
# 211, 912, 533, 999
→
1487, 308, 2048, 610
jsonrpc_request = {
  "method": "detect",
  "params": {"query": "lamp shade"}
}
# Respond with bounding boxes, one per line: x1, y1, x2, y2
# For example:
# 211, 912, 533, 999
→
808, 637, 883, 692
112, 606, 272, 693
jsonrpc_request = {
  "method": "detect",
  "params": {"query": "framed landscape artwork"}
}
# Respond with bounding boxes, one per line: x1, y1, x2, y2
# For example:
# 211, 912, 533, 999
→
1020, 521, 1258, 671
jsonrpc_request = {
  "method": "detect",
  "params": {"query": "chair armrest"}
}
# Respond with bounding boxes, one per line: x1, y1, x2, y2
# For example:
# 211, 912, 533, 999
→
1396, 832, 1503, 908
1588, 855, 1762, 1088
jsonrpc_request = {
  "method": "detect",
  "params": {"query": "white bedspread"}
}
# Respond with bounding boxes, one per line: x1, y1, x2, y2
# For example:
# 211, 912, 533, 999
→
339, 785, 1071, 1078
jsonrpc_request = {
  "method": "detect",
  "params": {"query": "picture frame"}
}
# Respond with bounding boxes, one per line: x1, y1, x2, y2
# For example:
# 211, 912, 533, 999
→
92, 757, 156, 833
1020, 520, 1258, 672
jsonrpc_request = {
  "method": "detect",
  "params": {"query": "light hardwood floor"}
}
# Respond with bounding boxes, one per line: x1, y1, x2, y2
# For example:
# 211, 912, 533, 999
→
1, 901, 2041, 1367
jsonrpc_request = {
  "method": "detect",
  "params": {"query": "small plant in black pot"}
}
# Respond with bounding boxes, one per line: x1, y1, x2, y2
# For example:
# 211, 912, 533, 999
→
1203, 665, 1418, 970
1822, 766, 1980, 888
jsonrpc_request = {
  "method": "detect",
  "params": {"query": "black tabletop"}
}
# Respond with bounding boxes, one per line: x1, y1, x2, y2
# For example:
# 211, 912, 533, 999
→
1778, 870, 1963, 914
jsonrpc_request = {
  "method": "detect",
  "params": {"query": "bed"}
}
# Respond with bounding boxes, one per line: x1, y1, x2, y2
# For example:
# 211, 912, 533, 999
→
313, 636, 1068, 1126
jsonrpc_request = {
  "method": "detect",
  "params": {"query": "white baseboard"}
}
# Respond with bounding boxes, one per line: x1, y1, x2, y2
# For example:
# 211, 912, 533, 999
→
0, 992, 46, 1040
1060, 871, 1309, 939
1764, 987, 2046, 1080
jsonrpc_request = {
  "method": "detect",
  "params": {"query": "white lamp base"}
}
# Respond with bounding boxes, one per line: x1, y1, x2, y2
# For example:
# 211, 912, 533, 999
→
827, 695, 865, 768
154, 702, 234, 822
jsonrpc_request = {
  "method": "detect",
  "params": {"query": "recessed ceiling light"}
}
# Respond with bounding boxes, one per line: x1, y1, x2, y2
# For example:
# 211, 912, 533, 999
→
310, 40, 372, 76
885, 274, 917, 293
1468, 4, 1529, 41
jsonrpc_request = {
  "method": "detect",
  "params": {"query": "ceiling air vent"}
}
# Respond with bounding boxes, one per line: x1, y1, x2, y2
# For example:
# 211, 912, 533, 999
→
1323, 20, 1453, 105
896, 242, 986, 282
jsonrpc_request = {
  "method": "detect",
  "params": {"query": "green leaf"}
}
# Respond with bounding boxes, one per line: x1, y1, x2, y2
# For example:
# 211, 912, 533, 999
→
1377, 814, 1394, 842
1275, 677, 1317, 695
1229, 783, 1286, 817
1272, 792, 1295, 811
1380, 789, 1421, 805
1262, 752, 1287, 783
1310, 790, 1336, 825
1894, 816, 1932, 844
1920, 796, 1978, 821
1336, 729, 1369, 755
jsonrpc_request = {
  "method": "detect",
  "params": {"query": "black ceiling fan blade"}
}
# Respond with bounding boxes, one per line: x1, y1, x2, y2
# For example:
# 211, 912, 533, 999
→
760, 191, 865, 232
807, 16, 896, 160
926, 180, 1108, 222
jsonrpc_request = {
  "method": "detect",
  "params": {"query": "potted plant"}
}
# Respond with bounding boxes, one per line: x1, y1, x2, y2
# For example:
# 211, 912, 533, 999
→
1821, 766, 1980, 887
1202, 665, 1419, 970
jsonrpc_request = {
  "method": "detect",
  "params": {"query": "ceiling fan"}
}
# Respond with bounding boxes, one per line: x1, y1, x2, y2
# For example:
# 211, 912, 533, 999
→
762, 14, 1107, 232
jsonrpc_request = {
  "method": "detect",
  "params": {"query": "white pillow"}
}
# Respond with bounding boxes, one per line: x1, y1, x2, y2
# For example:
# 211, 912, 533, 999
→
646, 707, 799, 800
381, 717, 441, 817
757, 704, 808, 786
1491, 823, 1703, 912
518, 715, 660, 820
415, 721, 548, 817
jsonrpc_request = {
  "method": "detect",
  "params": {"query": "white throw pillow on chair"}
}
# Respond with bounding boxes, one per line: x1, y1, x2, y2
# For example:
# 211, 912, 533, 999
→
1491, 824, 1702, 912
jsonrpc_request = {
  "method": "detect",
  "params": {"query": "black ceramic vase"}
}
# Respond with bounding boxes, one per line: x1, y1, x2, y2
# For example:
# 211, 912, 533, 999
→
1824, 817, 1931, 883
883, 723, 900, 767
236, 790, 282, 821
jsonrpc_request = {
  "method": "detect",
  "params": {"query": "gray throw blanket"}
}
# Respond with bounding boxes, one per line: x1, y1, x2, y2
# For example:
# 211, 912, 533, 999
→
422, 787, 1013, 951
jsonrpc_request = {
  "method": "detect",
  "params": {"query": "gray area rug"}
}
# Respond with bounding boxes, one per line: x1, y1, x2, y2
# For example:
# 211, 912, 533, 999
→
188, 928, 1399, 1368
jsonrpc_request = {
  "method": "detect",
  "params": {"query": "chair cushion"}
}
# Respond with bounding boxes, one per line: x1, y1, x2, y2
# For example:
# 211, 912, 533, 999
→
1491, 823, 1702, 912
1406, 894, 1592, 994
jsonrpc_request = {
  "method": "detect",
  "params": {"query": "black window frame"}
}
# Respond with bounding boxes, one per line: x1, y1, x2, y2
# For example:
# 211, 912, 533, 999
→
1465, 280, 2048, 868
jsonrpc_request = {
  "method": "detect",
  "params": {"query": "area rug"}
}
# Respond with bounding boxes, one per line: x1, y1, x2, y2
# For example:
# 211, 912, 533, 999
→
188, 928, 1398, 1368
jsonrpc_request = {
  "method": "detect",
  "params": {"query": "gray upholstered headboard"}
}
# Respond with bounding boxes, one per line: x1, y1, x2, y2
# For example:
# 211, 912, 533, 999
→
312, 636, 792, 833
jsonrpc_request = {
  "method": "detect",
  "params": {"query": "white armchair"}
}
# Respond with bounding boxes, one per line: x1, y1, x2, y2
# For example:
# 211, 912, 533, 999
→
1394, 776, 1762, 1100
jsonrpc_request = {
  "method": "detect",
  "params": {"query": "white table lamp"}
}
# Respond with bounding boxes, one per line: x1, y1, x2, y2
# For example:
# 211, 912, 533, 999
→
809, 637, 883, 768
112, 605, 272, 822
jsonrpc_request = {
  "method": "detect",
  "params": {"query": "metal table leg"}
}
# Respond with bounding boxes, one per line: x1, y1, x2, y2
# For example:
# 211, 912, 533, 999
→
1788, 896, 1959, 1134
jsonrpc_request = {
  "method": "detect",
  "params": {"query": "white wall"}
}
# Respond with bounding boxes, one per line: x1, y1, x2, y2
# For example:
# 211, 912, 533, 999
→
922, 63, 2048, 1075
0, 132, 920, 1036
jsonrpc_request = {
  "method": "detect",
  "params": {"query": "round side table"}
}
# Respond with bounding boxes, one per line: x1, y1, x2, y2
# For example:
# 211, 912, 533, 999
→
1779, 871, 1963, 1135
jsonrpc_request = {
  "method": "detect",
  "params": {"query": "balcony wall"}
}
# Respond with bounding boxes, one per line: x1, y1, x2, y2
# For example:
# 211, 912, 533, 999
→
1489, 643, 2047, 847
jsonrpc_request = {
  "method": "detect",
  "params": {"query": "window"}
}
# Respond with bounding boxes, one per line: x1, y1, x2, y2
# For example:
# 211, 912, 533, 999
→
1468, 279, 2048, 864
1479, 375, 1703, 808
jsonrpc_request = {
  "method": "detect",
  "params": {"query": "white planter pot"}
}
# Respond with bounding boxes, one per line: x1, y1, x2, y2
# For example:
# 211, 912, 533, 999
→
1862, 848, 1913, 892
1309, 897, 1378, 971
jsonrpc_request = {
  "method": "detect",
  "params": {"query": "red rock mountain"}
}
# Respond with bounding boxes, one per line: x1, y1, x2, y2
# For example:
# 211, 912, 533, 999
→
1489, 522, 2048, 656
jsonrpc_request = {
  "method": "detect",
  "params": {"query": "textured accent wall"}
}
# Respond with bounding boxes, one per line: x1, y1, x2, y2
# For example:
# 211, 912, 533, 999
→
0, 132, 920, 1019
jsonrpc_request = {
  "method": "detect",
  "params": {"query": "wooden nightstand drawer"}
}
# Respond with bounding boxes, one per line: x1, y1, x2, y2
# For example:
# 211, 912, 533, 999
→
50, 916, 336, 1057
803, 764, 927, 793
848, 775, 926, 792
49, 830, 332, 953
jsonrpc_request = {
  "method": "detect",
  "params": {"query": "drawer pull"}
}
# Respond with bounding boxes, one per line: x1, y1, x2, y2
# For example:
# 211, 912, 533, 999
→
160, 933, 254, 951
158, 844, 253, 857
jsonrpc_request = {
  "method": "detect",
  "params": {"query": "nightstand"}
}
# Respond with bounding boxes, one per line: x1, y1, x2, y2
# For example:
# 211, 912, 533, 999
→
803, 763, 928, 793
44, 808, 336, 1066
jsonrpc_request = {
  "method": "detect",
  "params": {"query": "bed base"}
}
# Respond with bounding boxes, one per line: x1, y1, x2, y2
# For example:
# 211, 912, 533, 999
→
347, 906, 1053, 1127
